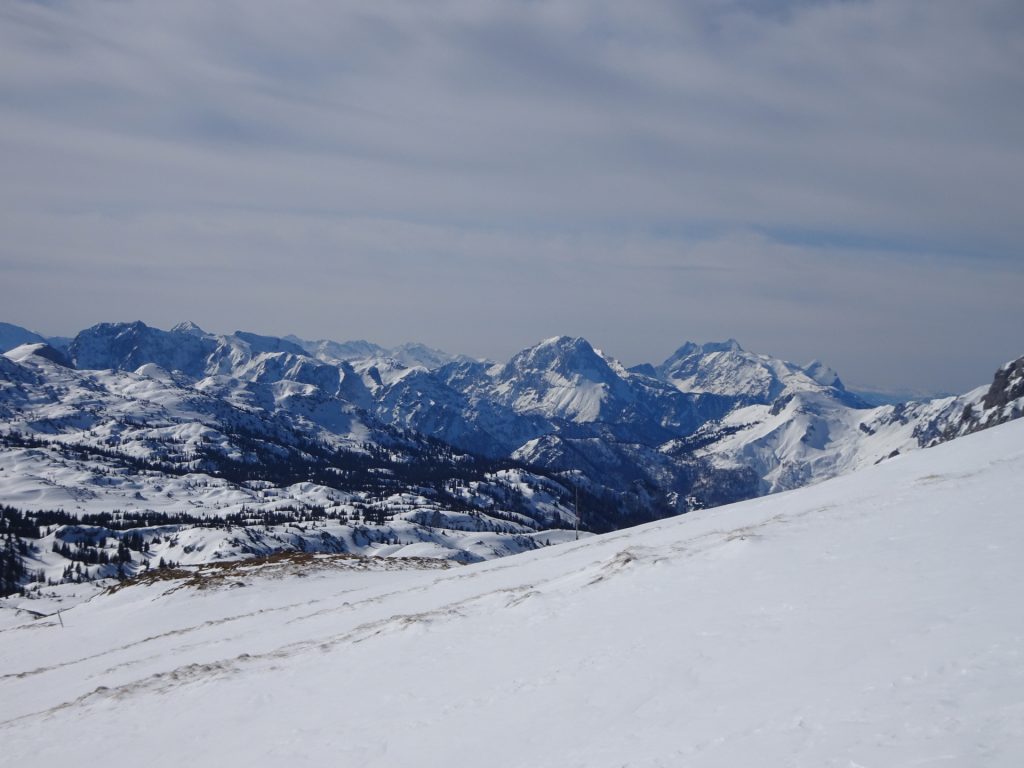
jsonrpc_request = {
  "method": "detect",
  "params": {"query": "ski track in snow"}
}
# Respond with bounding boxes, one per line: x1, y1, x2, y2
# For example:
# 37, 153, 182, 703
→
2, 509, 811, 724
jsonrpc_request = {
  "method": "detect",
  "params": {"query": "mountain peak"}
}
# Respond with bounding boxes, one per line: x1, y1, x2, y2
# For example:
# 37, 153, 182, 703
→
668, 339, 744, 360
540, 334, 584, 345
654, 339, 864, 406
802, 359, 843, 390
705, 338, 744, 353
230, 331, 306, 357
511, 336, 602, 372
70, 321, 214, 377
171, 321, 207, 336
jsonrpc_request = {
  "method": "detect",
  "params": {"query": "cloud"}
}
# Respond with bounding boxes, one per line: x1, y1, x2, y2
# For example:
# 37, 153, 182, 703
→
0, 0, 1022, 391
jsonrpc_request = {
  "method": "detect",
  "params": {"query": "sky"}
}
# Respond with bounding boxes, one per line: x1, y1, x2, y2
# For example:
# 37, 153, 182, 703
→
1, 0, 1022, 393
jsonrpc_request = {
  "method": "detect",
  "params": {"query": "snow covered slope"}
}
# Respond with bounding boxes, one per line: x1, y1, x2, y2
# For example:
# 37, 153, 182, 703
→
691, 354, 1024, 494
0, 341, 590, 576
2, 417, 1023, 766
654, 338, 866, 407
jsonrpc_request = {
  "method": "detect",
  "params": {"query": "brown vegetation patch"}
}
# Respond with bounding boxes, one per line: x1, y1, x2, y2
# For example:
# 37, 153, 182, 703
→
106, 551, 456, 595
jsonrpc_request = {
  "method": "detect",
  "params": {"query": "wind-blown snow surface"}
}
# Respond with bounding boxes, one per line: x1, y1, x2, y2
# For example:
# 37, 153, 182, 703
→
2, 420, 1023, 766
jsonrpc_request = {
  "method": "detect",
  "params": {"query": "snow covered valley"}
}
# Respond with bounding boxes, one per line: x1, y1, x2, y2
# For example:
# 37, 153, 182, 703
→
2, 416, 1022, 766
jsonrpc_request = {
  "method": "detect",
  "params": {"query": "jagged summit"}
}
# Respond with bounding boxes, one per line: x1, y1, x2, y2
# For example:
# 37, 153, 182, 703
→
170, 321, 208, 336
653, 337, 863, 408
538, 334, 590, 348
231, 331, 306, 357
503, 336, 607, 376
489, 336, 638, 424
665, 339, 744, 361
288, 335, 469, 372
978, 356, 1024, 425
69, 320, 216, 378
803, 359, 844, 390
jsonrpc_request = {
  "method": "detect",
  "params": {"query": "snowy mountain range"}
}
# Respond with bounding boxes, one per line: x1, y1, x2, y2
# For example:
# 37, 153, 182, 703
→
1, 319, 1021, 594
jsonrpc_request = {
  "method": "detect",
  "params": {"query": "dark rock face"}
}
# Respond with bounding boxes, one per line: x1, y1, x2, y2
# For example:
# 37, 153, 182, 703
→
23, 344, 71, 368
913, 356, 1024, 448
70, 321, 217, 377
769, 393, 794, 416
982, 357, 1024, 413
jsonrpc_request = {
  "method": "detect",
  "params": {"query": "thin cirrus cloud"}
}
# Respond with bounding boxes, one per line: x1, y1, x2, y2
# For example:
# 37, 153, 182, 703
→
0, 0, 1022, 392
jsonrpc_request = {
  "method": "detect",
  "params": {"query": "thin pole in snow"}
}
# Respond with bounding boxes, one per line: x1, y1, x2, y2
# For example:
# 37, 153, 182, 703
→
574, 482, 580, 541
56, 609, 64, 629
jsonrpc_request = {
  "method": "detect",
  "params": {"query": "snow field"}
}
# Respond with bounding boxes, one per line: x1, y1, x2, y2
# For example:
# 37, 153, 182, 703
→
1, 419, 1022, 766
